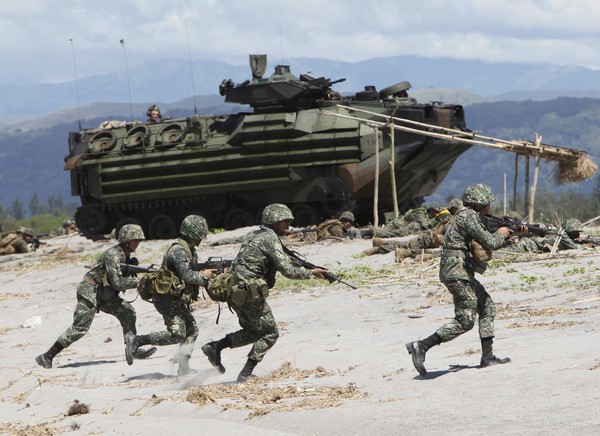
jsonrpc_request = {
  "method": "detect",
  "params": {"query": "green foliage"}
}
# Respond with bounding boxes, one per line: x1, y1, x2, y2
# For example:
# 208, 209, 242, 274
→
16, 214, 73, 235
563, 267, 585, 276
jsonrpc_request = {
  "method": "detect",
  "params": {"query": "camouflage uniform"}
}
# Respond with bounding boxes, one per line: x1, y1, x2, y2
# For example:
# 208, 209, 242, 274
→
0, 232, 28, 255
130, 215, 210, 375
201, 204, 315, 382
365, 211, 452, 256
55, 244, 139, 348
406, 184, 511, 376
146, 239, 208, 347
372, 207, 436, 238
436, 207, 506, 341
228, 225, 311, 361
36, 224, 146, 369
316, 219, 347, 239
506, 218, 580, 253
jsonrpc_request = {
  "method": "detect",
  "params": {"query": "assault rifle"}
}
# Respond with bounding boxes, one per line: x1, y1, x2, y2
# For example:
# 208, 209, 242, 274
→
284, 247, 357, 289
578, 237, 600, 247
120, 263, 158, 276
26, 234, 48, 250
480, 214, 552, 237
192, 257, 234, 273
288, 227, 317, 236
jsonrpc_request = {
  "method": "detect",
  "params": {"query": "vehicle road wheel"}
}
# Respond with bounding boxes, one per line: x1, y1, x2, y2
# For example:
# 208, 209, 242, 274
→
148, 214, 178, 239
291, 204, 319, 227
224, 208, 254, 230
75, 206, 108, 240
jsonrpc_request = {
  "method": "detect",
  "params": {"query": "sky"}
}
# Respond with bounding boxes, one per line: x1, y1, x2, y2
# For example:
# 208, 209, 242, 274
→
2, 0, 600, 86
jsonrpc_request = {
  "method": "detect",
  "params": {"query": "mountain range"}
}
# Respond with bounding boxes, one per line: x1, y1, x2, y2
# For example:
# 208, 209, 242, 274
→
3, 55, 600, 123
1, 54, 600, 217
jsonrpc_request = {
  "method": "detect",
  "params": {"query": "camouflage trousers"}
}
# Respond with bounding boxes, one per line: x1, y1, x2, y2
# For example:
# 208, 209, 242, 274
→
227, 300, 279, 362
373, 221, 421, 238
147, 296, 199, 347
435, 279, 496, 342
56, 283, 137, 348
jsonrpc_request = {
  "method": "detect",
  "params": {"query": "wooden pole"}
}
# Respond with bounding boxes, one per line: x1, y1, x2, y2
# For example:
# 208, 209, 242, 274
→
529, 134, 542, 223
513, 154, 518, 212
388, 119, 399, 218
503, 173, 507, 216
373, 126, 380, 227
524, 155, 530, 217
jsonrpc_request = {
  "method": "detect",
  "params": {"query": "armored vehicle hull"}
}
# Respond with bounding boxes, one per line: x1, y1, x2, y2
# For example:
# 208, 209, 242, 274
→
65, 58, 470, 240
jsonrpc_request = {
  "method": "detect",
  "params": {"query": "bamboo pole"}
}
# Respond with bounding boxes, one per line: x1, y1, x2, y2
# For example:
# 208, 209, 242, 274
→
388, 118, 399, 218
529, 134, 542, 222
326, 106, 597, 165
524, 155, 530, 216
373, 126, 380, 227
513, 155, 519, 212
503, 173, 507, 216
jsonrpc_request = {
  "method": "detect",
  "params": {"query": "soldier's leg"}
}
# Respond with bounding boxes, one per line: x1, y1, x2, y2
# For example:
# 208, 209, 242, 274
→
435, 279, 478, 342
99, 298, 137, 338
474, 281, 510, 367
36, 294, 97, 368
100, 298, 140, 365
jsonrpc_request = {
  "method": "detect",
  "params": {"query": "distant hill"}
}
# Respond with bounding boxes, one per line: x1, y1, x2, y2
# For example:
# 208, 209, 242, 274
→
3, 55, 600, 119
1, 96, 599, 215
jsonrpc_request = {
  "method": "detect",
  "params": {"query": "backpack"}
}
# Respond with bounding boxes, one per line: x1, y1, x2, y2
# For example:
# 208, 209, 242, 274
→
206, 272, 237, 302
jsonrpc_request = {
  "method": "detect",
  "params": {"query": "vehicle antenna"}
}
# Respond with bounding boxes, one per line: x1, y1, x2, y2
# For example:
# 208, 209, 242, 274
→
279, 21, 284, 65
69, 38, 82, 131
185, 22, 198, 115
119, 39, 134, 119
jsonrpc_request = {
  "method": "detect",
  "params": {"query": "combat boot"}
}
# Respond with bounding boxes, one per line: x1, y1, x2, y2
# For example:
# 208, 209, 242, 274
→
395, 248, 411, 262
237, 358, 258, 383
406, 333, 441, 376
35, 342, 64, 369
201, 340, 227, 373
362, 247, 382, 256
124, 334, 137, 365
372, 237, 386, 247
130, 334, 156, 360
405, 341, 428, 376
480, 337, 511, 368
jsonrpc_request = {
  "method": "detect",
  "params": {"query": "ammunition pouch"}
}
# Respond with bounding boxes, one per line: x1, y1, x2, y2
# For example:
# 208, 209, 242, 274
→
206, 272, 238, 302
97, 285, 115, 301
138, 273, 157, 301
154, 268, 185, 297
238, 278, 269, 305
471, 240, 492, 263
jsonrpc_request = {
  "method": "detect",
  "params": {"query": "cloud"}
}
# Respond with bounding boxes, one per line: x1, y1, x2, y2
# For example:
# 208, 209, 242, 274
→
1, 0, 599, 85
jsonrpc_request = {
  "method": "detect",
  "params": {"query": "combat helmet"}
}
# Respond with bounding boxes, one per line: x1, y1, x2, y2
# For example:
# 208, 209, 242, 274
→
262, 203, 294, 226
462, 184, 496, 207
564, 218, 583, 233
448, 198, 463, 213
16, 226, 27, 234
180, 215, 208, 241
146, 104, 161, 117
427, 202, 442, 212
339, 211, 355, 223
118, 224, 145, 243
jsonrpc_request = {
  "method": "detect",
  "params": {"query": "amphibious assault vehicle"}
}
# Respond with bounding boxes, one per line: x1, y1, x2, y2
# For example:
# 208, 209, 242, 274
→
65, 54, 470, 240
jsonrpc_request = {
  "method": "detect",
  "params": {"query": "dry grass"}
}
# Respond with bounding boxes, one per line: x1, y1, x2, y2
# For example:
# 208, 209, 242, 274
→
552, 152, 597, 184
182, 362, 367, 419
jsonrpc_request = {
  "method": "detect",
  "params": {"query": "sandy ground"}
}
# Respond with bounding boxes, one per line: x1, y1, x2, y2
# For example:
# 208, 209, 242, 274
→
1, 229, 600, 435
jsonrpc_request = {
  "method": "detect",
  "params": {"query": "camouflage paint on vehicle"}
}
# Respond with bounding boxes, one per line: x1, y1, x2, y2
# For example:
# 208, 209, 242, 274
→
65, 55, 471, 240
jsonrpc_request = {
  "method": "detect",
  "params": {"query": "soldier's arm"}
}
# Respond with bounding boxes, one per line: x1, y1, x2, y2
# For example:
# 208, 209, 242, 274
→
105, 253, 139, 291
466, 213, 506, 251
268, 239, 312, 280
170, 245, 210, 286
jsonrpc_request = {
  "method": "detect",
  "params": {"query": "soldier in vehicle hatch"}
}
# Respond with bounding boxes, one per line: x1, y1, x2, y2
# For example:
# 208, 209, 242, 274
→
146, 104, 162, 124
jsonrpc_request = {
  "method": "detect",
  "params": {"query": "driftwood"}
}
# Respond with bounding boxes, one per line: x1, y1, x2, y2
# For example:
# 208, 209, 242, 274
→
324, 105, 597, 184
